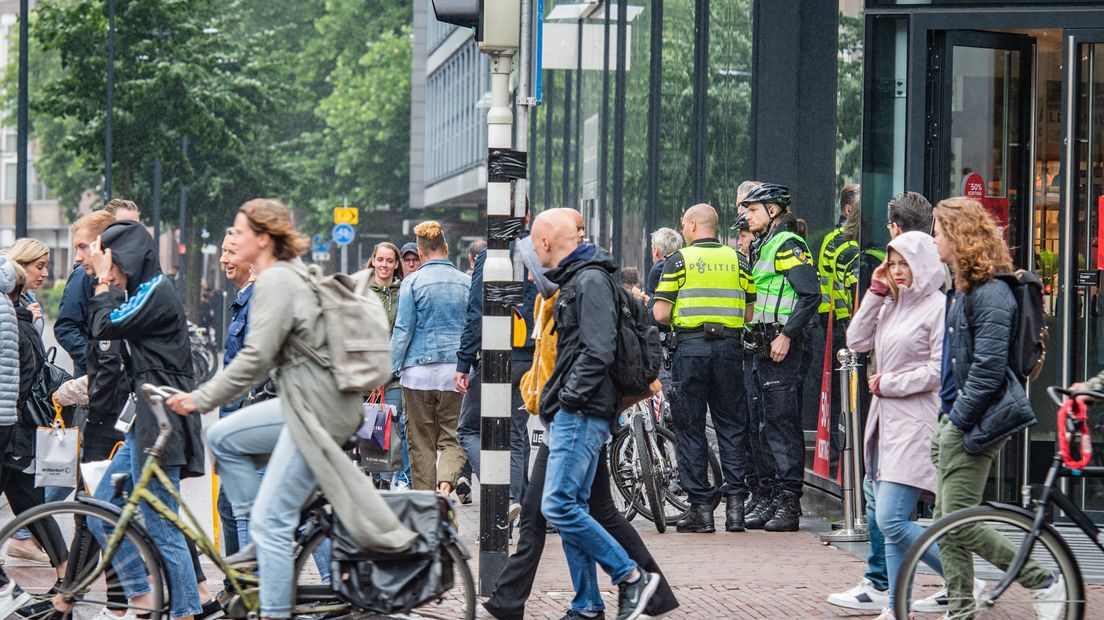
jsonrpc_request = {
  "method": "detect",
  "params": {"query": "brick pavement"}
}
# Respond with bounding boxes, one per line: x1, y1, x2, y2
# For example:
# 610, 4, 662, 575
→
454, 499, 876, 619
452, 496, 1104, 619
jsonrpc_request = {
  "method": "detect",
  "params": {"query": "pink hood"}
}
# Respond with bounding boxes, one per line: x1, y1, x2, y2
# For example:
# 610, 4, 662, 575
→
846, 231, 946, 494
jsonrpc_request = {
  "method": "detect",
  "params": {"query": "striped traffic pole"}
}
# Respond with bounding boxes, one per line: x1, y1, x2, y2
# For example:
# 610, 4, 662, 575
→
479, 49, 518, 596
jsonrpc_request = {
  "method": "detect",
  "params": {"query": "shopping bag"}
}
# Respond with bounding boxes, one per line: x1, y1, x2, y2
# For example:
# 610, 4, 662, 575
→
80, 440, 124, 495
357, 389, 402, 473
36, 404, 80, 488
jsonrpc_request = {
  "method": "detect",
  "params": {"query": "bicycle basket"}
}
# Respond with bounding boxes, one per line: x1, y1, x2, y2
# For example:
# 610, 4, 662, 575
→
330, 491, 455, 613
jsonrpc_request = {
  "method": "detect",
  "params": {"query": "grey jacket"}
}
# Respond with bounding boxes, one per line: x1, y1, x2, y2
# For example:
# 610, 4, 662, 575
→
191, 259, 416, 552
0, 258, 19, 426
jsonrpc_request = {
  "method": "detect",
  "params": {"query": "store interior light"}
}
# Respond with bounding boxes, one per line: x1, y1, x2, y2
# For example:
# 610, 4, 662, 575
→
547, 2, 643, 23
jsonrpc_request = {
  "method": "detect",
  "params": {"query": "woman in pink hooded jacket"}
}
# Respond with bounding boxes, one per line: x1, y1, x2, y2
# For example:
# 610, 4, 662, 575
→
847, 231, 946, 619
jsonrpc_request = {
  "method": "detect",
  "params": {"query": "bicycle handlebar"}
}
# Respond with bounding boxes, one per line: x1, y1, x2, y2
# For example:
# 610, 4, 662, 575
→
1047, 385, 1104, 407
139, 384, 185, 448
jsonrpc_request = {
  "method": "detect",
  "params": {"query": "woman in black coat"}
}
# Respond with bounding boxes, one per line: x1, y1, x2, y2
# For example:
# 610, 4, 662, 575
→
929, 198, 1056, 619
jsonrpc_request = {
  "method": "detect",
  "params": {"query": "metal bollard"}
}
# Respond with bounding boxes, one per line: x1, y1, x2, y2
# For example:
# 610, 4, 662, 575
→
820, 348, 868, 543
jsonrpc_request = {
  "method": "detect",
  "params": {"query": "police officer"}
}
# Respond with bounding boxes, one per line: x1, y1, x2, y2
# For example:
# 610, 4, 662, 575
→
816, 184, 860, 467
653, 203, 755, 533
742, 183, 820, 532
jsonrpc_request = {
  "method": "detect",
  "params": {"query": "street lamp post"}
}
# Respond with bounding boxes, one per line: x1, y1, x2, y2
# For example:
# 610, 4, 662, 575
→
16, 0, 28, 239
104, 0, 115, 203
178, 135, 188, 294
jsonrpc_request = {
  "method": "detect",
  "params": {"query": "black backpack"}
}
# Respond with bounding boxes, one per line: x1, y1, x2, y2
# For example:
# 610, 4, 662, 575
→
602, 271, 663, 398
971, 271, 1048, 385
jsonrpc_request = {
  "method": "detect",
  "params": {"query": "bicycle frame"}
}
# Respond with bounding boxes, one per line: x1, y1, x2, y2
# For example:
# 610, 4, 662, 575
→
64, 384, 261, 614
986, 453, 1104, 603
66, 450, 260, 612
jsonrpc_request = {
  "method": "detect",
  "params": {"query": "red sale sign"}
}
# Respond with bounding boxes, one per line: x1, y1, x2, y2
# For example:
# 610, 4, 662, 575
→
960, 172, 1010, 237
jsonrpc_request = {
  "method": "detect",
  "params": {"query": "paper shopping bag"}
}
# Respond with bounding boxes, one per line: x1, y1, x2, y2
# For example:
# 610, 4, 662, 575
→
80, 440, 124, 495
357, 390, 402, 473
36, 413, 80, 488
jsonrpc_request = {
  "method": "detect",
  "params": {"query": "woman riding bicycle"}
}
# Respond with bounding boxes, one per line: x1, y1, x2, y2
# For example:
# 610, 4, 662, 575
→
931, 197, 1061, 618
846, 231, 946, 619
167, 199, 415, 620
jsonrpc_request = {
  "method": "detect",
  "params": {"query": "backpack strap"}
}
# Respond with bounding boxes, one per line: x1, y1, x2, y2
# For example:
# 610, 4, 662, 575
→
275, 262, 333, 369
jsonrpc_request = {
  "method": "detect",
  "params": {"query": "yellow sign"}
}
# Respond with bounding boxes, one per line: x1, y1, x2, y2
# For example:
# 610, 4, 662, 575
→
334, 207, 358, 225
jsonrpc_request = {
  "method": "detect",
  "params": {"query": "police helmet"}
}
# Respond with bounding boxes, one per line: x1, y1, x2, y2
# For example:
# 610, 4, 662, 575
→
730, 210, 750, 232
739, 183, 792, 210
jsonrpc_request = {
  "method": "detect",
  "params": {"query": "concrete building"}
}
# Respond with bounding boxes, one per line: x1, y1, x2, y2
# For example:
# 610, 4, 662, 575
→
0, 3, 72, 276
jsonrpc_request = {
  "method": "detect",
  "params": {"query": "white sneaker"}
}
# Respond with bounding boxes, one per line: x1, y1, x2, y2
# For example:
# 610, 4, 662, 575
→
0, 583, 33, 619
913, 578, 985, 614
507, 502, 522, 523
826, 578, 889, 610
1031, 574, 1066, 620
972, 577, 986, 608
912, 586, 948, 613
90, 606, 139, 620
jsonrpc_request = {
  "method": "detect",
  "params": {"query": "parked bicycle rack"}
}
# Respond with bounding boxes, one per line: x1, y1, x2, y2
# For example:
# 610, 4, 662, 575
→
820, 348, 869, 543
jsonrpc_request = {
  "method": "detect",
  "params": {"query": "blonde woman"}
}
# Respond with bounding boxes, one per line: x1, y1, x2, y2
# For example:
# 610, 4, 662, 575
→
929, 197, 1059, 618
6, 239, 49, 334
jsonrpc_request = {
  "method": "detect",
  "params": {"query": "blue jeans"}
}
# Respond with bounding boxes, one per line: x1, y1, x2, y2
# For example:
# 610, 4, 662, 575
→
208, 399, 330, 582
456, 363, 531, 501
873, 479, 943, 607
251, 428, 320, 618
863, 477, 889, 592
541, 410, 636, 614
206, 398, 284, 547
384, 387, 411, 486
89, 436, 201, 617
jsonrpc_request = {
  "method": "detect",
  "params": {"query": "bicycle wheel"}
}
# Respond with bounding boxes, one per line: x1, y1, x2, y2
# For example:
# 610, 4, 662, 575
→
657, 426, 723, 524
291, 525, 350, 617
631, 414, 666, 533
609, 426, 639, 522
894, 505, 1083, 620
0, 501, 168, 620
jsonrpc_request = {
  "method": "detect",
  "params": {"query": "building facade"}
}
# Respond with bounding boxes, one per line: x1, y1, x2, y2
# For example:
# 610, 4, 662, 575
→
418, 0, 1104, 521
0, 4, 72, 277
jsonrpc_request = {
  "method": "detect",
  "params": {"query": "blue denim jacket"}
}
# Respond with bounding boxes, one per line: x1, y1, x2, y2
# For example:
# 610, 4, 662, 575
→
391, 259, 471, 373
221, 284, 254, 415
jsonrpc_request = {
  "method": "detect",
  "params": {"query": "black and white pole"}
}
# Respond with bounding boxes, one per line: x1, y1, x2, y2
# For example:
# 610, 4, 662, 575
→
478, 49, 516, 596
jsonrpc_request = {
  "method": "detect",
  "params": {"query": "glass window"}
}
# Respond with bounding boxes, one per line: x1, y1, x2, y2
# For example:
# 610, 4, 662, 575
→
3, 132, 16, 153
3, 162, 15, 201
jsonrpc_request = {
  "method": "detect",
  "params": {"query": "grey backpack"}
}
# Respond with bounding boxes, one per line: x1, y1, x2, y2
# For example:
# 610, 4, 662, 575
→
288, 265, 392, 393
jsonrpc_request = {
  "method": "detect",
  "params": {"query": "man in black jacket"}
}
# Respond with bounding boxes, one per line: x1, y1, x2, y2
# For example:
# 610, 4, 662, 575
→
532, 209, 658, 620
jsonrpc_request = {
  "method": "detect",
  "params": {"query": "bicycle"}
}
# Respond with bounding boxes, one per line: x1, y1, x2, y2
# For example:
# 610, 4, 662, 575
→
894, 385, 1104, 619
609, 392, 721, 531
0, 384, 475, 620
188, 322, 218, 383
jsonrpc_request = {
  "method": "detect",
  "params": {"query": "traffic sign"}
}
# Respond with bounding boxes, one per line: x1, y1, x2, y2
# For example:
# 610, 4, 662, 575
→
311, 234, 330, 254
334, 207, 358, 225
332, 223, 356, 247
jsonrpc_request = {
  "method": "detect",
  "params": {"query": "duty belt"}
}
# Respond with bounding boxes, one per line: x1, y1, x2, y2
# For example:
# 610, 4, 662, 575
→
742, 322, 786, 355
674, 324, 742, 344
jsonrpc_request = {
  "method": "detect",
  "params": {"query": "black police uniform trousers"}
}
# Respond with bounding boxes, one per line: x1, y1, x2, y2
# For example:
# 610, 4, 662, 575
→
668, 335, 749, 505
482, 443, 678, 619
748, 343, 806, 496
743, 359, 775, 489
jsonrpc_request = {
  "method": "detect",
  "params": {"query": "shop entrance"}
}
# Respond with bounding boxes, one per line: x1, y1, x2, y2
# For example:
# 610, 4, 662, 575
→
860, 4, 1104, 522
921, 26, 1104, 519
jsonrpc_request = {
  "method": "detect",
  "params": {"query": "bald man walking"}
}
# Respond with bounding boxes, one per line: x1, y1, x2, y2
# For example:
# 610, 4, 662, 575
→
532, 210, 659, 620
653, 204, 756, 534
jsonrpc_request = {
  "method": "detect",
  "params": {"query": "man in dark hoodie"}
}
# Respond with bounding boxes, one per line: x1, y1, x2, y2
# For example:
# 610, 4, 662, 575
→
532, 209, 658, 620
85, 220, 212, 620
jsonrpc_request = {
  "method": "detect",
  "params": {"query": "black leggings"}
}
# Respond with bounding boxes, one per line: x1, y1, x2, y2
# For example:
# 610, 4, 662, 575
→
483, 443, 679, 619
0, 457, 69, 590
